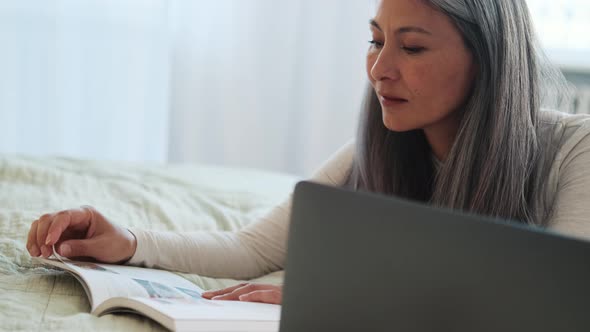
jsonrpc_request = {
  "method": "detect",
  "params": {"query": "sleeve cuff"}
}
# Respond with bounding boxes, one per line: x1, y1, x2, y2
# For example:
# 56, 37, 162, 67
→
126, 227, 152, 267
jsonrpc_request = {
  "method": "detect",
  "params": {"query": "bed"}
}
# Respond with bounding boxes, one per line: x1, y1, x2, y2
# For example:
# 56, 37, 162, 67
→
0, 155, 299, 331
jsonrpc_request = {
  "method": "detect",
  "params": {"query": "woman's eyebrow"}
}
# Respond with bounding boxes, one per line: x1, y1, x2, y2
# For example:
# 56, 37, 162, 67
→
369, 19, 383, 31
369, 19, 432, 36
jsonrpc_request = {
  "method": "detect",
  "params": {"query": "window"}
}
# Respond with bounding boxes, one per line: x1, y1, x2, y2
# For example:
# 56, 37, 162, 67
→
527, 0, 590, 71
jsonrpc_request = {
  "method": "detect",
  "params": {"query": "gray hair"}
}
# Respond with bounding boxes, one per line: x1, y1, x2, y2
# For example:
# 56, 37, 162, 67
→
347, 0, 571, 225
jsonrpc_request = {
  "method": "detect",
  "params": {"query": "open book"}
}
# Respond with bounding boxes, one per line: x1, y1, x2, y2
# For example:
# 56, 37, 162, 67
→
33, 254, 280, 332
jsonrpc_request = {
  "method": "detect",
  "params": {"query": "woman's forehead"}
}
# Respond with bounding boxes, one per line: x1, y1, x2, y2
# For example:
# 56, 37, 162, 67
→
372, 0, 458, 39
373, 0, 438, 24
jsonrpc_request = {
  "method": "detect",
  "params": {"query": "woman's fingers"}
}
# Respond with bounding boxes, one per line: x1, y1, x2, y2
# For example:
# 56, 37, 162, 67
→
26, 206, 134, 263
206, 284, 282, 303
238, 290, 282, 304
26, 219, 40, 256
45, 207, 92, 246
35, 213, 55, 257
202, 283, 248, 299
211, 284, 259, 301
27, 207, 95, 258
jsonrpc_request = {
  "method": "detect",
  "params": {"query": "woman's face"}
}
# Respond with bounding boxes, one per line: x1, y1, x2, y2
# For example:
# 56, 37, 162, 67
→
367, 0, 476, 133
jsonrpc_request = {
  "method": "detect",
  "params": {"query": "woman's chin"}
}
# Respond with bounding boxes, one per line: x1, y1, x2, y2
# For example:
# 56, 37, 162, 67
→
382, 116, 418, 132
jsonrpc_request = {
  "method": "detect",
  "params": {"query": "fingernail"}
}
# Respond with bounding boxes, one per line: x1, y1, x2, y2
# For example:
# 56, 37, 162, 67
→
239, 295, 247, 301
60, 244, 71, 256
212, 296, 222, 300
45, 234, 52, 245
31, 245, 40, 257
40, 246, 49, 257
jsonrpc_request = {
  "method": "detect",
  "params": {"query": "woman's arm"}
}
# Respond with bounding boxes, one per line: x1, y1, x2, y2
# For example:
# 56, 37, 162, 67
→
127, 140, 356, 279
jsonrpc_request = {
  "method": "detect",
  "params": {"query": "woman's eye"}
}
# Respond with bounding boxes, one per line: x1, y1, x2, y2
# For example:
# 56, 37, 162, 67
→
368, 40, 384, 49
402, 46, 425, 55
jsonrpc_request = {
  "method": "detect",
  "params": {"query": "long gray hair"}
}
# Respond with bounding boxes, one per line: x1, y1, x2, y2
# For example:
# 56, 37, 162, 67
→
347, 0, 571, 225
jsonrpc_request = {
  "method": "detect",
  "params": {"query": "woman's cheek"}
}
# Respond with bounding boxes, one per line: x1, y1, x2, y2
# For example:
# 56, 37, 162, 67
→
403, 63, 435, 98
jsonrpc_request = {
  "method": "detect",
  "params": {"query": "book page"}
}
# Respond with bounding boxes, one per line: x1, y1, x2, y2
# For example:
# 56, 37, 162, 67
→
34, 248, 204, 313
35, 250, 280, 331
97, 296, 280, 332
127, 296, 281, 321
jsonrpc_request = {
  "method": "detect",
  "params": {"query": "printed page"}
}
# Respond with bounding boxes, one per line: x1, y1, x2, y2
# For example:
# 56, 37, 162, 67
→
35, 247, 204, 313
128, 296, 281, 322
35, 251, 280, 331
73, 261, 204, 313
97, 296, 280, 332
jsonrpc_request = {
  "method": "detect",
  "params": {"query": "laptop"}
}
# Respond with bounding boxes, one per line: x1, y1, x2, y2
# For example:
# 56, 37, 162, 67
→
279, 181, 590, 332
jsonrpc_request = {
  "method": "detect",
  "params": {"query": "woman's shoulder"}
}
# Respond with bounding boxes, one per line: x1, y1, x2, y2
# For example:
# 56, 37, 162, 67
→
309, 139, 355, 185
539, 108, 590, 126
538, 110, 590, 238
538, 110, 590, 157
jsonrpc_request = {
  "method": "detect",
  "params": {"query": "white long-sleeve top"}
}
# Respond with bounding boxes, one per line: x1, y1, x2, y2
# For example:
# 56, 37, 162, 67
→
128, 110, 590, 279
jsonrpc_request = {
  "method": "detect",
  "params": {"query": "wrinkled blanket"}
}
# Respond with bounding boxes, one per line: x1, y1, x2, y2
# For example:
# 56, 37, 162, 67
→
0, 155, 298, 331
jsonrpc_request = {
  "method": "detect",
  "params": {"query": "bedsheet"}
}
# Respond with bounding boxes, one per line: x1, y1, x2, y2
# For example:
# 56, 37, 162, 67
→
0, 155, 298, 331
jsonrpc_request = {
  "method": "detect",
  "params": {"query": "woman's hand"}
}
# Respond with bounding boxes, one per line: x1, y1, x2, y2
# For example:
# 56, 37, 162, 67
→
26, 206, 137, 263
202, 283, 282, 305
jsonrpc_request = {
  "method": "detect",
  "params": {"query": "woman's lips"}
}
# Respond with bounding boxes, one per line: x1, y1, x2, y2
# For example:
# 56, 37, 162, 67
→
379, 95, 408, 107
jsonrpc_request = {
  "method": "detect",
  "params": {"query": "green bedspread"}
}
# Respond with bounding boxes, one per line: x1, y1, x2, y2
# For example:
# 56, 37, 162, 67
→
0, 155, 298, 331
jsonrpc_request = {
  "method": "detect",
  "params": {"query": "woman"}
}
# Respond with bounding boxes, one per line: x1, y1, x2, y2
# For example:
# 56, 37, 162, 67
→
26, 0, 590, 305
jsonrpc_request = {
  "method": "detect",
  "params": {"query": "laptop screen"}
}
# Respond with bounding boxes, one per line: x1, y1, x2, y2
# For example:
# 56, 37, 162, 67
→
279, 181, 590, 332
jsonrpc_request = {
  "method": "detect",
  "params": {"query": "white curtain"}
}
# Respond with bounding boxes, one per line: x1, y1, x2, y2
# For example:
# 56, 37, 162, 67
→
0, 0, 170, 162
166, 0, 370, 175
0, 1, 588, 176
0, 0, 370, 175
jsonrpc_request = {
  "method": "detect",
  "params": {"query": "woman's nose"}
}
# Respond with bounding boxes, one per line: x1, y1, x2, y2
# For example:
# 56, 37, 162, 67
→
370, 46, 401, 82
